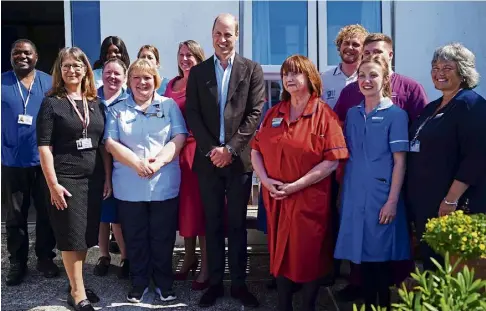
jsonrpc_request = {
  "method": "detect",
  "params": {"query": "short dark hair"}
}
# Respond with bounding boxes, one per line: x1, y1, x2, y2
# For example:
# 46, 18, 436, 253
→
96, 36, 130, 69
11, 39, 37, 54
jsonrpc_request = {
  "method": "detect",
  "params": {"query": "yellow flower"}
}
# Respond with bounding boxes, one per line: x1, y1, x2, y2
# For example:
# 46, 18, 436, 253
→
472, 232, 478, 238
462, 237, 468, 242
480, 244, 485, 251
458, 228, 464, 233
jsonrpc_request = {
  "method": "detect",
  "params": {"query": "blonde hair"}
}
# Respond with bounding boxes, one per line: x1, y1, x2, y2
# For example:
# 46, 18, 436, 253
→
358, 55, 392, 98
127, 58, 162, 90
335, 24, 368, 49
47, 47, 97, 101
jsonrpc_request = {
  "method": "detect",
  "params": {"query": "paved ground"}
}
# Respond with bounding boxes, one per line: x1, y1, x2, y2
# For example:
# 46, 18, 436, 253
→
1, 230, 372, 311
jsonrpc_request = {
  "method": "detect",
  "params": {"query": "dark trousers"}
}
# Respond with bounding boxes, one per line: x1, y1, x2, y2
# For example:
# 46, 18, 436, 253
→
361, 262, 391, 311
118, 198, 178, 290
197, 168, 252, 287
1, 165, 56, 264
276, 276, 321, 311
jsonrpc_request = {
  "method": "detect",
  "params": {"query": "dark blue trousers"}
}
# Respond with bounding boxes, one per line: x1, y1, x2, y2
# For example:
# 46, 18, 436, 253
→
118, 197, 178, 291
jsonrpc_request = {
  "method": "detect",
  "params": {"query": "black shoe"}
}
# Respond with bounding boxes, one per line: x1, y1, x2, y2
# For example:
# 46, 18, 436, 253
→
127, 286, 148, 303
67, 294, 95, 311
93, 256, 111, 277
199, 284, 224, 308
230, 285, 259, 308
67, 285, 100, 303
6, 263, 27, 286
117, 259, 130, 279
336, 284, 362, 302
109, 240, 120, 254
36, 259, 60, 278
266, 277, 277, 290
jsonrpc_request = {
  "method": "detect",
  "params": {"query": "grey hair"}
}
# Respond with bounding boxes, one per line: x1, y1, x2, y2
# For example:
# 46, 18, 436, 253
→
432, 43, 480, 89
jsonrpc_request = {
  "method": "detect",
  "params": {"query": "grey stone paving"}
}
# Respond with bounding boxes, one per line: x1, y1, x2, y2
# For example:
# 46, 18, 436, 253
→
1, 231, 360, 311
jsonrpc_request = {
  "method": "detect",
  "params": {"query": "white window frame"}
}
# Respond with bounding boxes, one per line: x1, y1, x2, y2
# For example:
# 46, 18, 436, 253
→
64, 0, 73, 47
242, 0, 392, 79
241, 0, 318, 80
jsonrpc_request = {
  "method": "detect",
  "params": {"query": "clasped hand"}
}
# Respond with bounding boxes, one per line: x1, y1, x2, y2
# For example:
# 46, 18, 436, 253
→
262, 177, 299, 200
209, 147, 232, 168
135, 157, 164, 178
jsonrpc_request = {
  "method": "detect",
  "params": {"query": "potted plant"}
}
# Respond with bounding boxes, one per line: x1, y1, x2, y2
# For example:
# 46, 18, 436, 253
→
422, 210, 486, 279
353, 253, 486, 311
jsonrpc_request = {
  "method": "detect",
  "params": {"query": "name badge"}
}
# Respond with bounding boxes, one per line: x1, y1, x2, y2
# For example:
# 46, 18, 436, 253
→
410, 140, 420, 152
433, 113, 444, 119
125, 118, 137, 124
271, 118, 283, 127
76, 138, 93, 150
372, 116, 384, 123
326, 89, 336, 100
18, 114, 33, 125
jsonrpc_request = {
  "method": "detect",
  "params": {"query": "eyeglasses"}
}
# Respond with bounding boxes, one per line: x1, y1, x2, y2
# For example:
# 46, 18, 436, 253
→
61, 64, 85, 72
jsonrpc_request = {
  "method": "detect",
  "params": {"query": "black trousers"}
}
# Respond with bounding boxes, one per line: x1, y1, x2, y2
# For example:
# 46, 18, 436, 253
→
361, 261, 391, 311
276, 276, 321, 311
118, 198, 178, 291
197, 168, 253, 287
1, 165, 56, 264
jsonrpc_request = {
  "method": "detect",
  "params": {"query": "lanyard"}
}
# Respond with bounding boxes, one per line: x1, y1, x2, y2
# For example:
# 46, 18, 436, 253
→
66, 95, 90, 138
411, 88, 462, 143
14, 70, 36, 115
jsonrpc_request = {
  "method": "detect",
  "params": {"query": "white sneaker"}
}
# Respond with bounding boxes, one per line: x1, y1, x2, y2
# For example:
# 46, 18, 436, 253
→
126, 286, 148, 303
155, 287, 177, 302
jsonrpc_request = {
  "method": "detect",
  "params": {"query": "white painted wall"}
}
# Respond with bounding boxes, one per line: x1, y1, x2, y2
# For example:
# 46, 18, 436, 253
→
394, 1, 486, 100
99, 1, 239, 80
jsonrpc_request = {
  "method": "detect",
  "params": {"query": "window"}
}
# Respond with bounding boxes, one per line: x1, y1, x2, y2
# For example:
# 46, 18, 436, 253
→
251, 1, 308, 65
324, 1, 382, 66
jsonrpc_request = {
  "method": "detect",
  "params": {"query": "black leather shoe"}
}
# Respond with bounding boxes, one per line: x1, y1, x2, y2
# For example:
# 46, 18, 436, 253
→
6, 263, 27, 286
67, 285, 100, 303
67, 294, 95, 311
198, 284, 224, 308
93, 256, 111, 277
36, 259, 60, 278
230, 285, 259, 308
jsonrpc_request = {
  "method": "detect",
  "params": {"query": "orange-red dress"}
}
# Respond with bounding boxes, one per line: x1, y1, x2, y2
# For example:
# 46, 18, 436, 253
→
251, 96, 348, 283
165, 77, 205, 237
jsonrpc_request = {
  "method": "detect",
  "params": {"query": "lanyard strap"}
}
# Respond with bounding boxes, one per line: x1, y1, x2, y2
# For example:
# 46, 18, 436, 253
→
411, 88, 462, 143
14, 70, 36, 115
66, 95, 90, 138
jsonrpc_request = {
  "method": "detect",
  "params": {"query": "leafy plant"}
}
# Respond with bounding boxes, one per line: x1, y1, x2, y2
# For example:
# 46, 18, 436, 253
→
353, 252, 486, 311
422, 210, 486, 259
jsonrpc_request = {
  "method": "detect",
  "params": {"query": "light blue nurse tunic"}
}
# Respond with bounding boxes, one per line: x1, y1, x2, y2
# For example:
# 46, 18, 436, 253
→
334, 97, 411, 263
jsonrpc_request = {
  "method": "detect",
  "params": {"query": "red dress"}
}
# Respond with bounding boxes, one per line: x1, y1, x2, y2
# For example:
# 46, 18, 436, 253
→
251, 96, 349, 282
165, 77, 205, 237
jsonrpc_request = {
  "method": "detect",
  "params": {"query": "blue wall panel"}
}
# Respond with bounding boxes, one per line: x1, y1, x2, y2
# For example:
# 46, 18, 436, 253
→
71, 1, 100, 66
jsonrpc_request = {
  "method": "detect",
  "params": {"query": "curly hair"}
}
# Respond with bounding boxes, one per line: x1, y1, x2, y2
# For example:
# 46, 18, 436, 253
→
335, 24, 368, 49
431, 43, 480, 89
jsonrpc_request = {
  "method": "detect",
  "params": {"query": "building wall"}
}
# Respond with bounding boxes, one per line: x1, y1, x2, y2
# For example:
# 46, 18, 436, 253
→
95, 1, 486, 98
394, 1, 486, 99
99, 1, 239, 80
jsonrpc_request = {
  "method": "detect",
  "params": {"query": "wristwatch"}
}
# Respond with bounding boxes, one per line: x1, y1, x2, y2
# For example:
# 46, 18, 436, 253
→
225, 144, 237, 156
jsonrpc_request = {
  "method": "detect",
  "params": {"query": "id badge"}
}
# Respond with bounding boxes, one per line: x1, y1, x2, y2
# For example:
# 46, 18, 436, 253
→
410, 140, 420, 152
18, 114, 33, 125
271, 118, 283, 127
76, 138, 93, 150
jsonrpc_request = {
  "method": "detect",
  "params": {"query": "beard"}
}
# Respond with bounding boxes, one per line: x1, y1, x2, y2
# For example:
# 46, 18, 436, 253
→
340, 51, 359, 65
